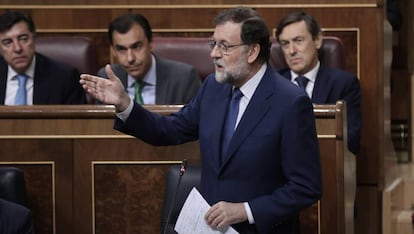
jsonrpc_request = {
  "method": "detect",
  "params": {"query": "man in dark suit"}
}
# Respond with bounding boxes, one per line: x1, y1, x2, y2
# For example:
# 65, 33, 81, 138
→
0, 11, 87, 105
275, 11, 362, 155
97, 13, 200, 105
0, 198, 34, 234
81, 7, 322, 233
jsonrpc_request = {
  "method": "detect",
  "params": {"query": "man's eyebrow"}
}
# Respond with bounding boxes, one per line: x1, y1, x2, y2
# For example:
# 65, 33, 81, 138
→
114, 44, 127, 50
17, 33, 30, 38
114, 40, 142, 49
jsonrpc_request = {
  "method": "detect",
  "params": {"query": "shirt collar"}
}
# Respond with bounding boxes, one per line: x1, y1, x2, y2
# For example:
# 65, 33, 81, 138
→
128, 54, 157, 87
7, 55, 36, 81
290, 60, 320, 84
239, 63, 267, 101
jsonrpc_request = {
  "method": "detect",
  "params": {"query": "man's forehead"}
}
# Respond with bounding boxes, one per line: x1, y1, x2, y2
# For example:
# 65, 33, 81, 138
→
0, 21, 31, 38
279, 22, 310, 39
213, 22, 241, 41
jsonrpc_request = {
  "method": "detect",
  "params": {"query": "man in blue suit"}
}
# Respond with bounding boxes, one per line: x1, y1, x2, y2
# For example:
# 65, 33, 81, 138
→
80, 7, 322, 234
275, 11, 362, 155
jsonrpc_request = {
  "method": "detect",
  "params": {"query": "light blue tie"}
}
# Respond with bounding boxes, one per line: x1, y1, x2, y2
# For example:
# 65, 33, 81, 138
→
221, 88, 243, 163
15, 74, 27, 105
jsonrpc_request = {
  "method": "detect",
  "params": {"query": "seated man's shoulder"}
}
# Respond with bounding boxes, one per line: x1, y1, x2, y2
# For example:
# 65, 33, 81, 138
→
37, 53, 78, 74
97, 64, 124, 78
0, 198, 30, 215
324, 66, 358, 81
157, 57, 196, 71
0, 198, 34, 233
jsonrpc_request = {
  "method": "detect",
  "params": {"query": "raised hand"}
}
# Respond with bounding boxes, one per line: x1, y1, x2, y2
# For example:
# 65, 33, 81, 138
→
80, 64, 131, 111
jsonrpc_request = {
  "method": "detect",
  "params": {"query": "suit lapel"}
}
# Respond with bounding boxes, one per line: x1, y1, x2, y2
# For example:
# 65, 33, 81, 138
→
0, 59, 8, 104
209, 83, 232, 169
311, 66, 331, 103
220, 67, 274, 169
154, 57, 169, 104
33, 54, 49, 104
113, 65, 129, 92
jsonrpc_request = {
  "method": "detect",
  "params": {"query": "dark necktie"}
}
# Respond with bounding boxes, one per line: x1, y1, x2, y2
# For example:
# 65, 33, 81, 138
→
295, 76, 309, 92
134, 81, 144, 104
221, 88, 243, 162
15, 74, 27, 105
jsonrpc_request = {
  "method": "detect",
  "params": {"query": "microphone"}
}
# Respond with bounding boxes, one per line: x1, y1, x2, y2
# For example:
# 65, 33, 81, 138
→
163, 159, 187, 234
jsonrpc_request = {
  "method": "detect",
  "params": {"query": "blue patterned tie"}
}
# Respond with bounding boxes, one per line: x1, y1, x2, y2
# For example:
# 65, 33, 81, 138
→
15, 74, 27, 105
221, 88, 243, 162
295, 76, 309, 92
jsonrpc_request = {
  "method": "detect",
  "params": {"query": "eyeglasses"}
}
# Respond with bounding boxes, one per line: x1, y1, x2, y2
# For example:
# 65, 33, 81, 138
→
208, 40, 246, 53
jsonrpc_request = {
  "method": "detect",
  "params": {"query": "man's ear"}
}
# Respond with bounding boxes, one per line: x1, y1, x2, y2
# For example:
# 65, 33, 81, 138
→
110, 46, 118, 63
247, 43, 260, 64
315, 32, 323, 50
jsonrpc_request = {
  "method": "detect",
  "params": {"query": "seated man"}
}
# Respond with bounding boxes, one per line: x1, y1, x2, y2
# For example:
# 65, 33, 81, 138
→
275, 11, 362, 155
0, 11, 87, 105
0, 198, 34, 233
97, 13, 201, 105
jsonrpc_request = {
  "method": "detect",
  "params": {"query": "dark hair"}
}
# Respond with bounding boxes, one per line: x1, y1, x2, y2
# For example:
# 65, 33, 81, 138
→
214, 6, 270, 63
0, 11, 36, 34
275, 11, 322, 42
108, 13, 152, 45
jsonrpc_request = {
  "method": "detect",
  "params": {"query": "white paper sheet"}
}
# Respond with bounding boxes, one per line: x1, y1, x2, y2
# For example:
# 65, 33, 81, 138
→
174, 187, 239, 234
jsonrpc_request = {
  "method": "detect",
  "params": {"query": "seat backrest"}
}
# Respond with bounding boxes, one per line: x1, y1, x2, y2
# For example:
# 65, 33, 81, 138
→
153, 37, 214, 81
152, 36, 345, 82
161, 165, 201, 233
0, 167, 27, 206
35, 36, 98, 75
269, 36, 346, 70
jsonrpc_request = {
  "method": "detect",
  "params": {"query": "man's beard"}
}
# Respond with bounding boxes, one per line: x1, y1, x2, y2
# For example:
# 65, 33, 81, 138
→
214, 55, 249, 84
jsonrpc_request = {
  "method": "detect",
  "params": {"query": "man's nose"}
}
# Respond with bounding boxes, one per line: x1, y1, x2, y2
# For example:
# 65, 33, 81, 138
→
287, 43, 297, 54
210, 45, 221, 58
12, 40, 23, 52
126, 49, 135, 62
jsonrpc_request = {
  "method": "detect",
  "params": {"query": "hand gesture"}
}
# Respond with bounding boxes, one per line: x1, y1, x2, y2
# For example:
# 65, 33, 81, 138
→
80, 64, 130, 111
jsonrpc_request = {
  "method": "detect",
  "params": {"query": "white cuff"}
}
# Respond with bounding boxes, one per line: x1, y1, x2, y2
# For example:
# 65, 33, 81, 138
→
115, 97, 133, 122
244, 202, 255, 224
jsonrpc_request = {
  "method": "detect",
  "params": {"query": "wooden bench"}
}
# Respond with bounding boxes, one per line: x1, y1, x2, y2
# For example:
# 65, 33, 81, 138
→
0, 101, 354, 233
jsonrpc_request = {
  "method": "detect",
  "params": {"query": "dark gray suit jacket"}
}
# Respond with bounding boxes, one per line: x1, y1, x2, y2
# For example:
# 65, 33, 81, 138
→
0, 198, 34, 234
97, 56, 201, 105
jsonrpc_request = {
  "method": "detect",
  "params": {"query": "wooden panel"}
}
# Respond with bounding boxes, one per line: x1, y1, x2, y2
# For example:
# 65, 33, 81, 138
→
0, 139, 73, 234
73, 138, 199, 234
355, 186, 379, 234
93, 164, 173, 234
